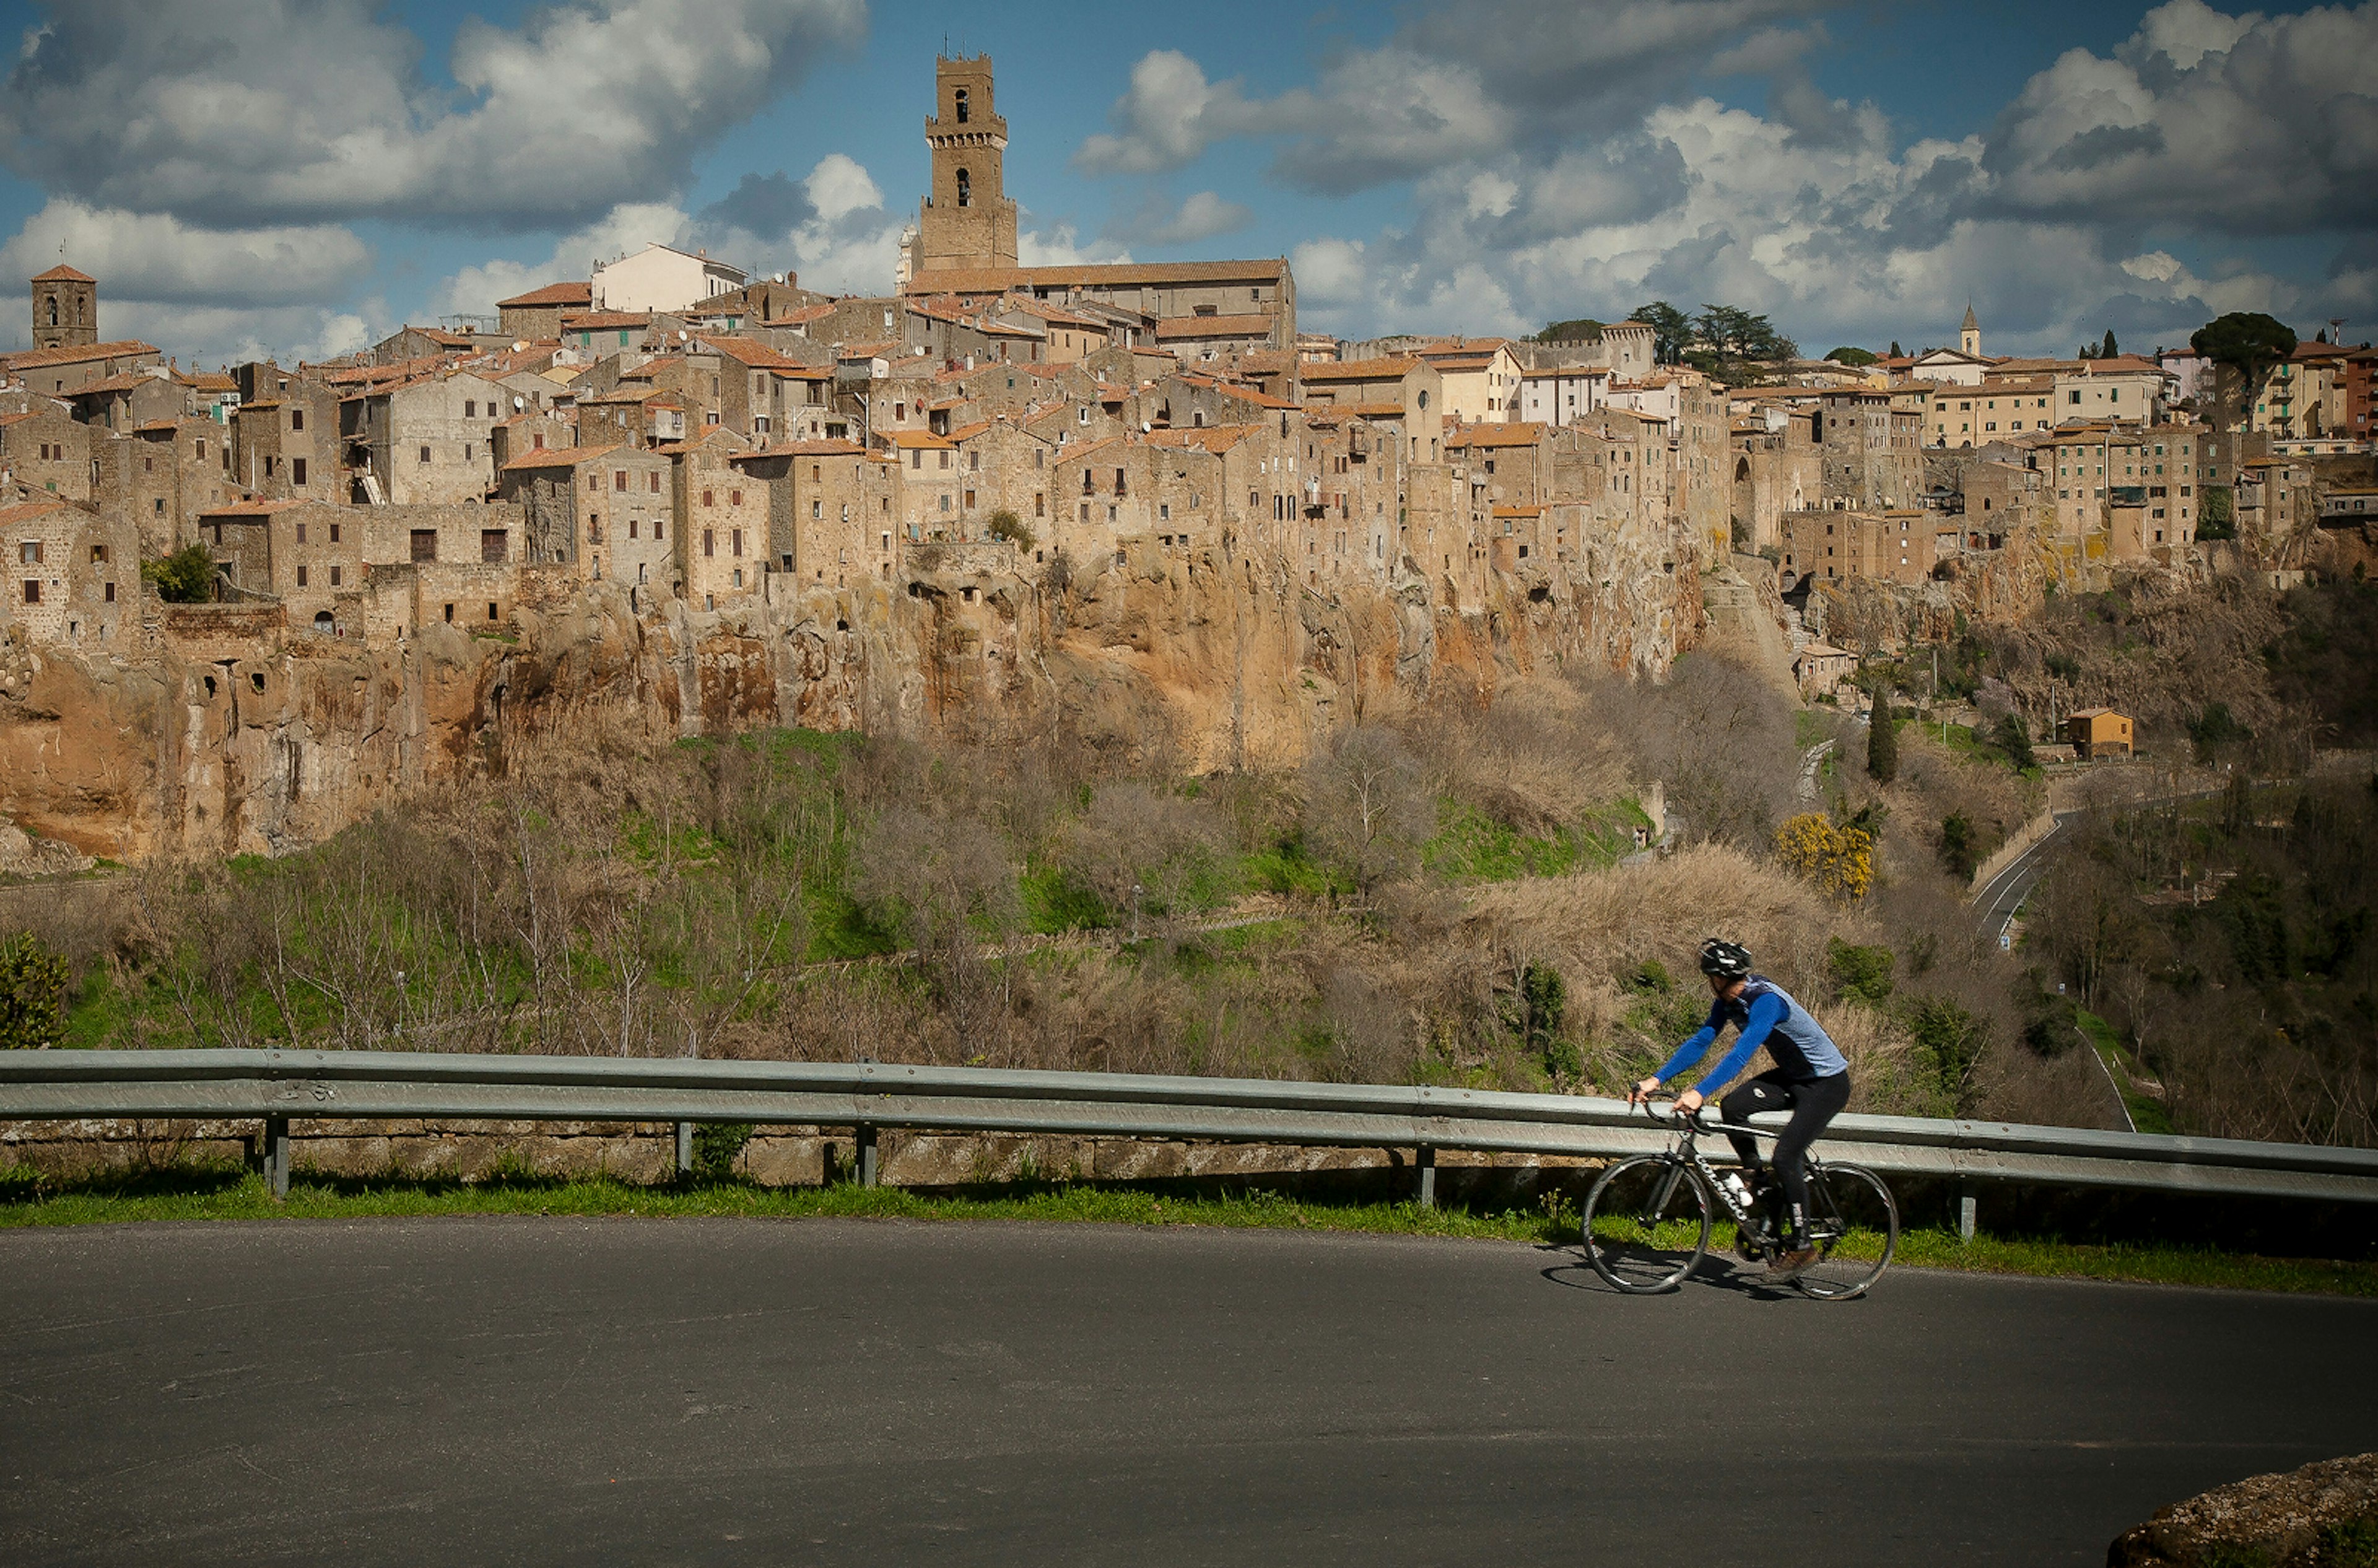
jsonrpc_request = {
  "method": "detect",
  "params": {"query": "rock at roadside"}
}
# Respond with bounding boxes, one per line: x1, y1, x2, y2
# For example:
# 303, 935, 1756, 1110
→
0, 819, 94, 879
2108, 1452, 2378, 1567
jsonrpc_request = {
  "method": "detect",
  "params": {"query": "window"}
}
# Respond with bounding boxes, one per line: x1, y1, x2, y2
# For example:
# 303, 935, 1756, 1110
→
22, 581, 37, 604
19, 541, 41, 564
290, 407, 304, 432
588, 515, 601, 542
615, 471, 628, 492
731, 490, 742, 506
812, 500, 822, 520
419, 445, 432, 464
482, 529, 507, 563
703, 528, 715, 557
90, 543, 109, 563
1034, 492, 1045, 518
105, 581, 115, 603
653, 519, 664, 541
408, 529, 438, 562
629, 519, 638, 539
292, 458, 307, 487
732, 529, 744, 557
194, 438, 206, 458
464, 401, 475, 419
703, 489, 715, 507
330, 565, 342, 586
953, 87, 969, 123
957, 167, 972, 207
296, 564, 309, 588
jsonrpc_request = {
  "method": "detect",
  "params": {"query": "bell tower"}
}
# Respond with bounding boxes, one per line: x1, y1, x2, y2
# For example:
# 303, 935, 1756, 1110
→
910, 54, 1019, 277
1960, 304, 1982, 360
32, 263, 97, 351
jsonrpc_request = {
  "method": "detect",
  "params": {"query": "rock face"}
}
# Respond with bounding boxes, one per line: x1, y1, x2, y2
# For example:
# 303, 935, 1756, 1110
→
1, 531, 1702, 861
2107, 1453, 2378, 1567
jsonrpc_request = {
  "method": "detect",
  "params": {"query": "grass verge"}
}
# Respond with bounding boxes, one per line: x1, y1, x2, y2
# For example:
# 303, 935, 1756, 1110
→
2, 1165, 2373, 1297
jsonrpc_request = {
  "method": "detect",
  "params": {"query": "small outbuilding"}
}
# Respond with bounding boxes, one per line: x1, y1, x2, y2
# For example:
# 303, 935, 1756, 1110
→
2065, 707, 2133, 760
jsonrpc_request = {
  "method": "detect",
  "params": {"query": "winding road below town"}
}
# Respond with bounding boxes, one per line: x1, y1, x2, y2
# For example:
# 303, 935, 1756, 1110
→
4, 1218, 2371, 1566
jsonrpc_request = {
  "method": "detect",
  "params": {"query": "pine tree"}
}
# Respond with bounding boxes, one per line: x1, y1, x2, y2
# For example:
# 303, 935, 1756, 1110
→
1867, 690, 1899, 784
1889, 341, 1902, 359
2101, 328, 2119, 359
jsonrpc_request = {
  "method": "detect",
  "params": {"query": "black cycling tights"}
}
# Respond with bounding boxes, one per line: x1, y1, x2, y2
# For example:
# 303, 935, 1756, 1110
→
1720, 1068, 1852, 1247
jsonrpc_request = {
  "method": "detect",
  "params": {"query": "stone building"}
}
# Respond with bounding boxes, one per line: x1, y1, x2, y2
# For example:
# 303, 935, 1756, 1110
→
1730, 408, 1819, 552
2, 337, 163, 397
4, 496, 134, 647
731, 438, 888, 588
903, 54, 1021, 280
30, 264, 97, 351
499, 442, 669, 581
668, 427, 761, 606
341, 368, 514, 504
1779, 508, 1936, 585
495, 281, 593, 341
1817, 388, 1923, 508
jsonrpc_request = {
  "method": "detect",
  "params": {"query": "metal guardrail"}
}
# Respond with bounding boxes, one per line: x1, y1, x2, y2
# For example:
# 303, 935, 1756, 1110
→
4, 1049, 2375, 1210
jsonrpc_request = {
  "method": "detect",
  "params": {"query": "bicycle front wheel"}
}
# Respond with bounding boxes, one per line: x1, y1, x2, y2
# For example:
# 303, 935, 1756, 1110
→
1795, 1162, 1897, 1300
1582, 1155, 1712, 1294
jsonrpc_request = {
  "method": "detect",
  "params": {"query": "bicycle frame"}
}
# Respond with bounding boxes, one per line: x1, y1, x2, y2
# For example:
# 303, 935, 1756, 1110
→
1634, 1100, 1827, 1231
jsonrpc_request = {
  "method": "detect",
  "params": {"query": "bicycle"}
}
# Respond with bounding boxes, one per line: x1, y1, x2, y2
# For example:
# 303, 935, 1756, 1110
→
1579, 1099, 1898, 1299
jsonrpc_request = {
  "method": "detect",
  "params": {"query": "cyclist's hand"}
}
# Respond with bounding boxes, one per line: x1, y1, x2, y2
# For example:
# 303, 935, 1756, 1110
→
1627, 1077, 1660, 1106
1675, 1087, 1705, 1117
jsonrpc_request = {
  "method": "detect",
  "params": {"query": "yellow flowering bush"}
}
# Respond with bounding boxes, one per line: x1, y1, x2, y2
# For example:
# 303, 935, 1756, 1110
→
1774, 812, 1875, 900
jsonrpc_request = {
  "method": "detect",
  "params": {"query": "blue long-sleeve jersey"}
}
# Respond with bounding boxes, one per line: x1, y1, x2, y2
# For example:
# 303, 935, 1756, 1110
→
1652, 976, 1847, 1097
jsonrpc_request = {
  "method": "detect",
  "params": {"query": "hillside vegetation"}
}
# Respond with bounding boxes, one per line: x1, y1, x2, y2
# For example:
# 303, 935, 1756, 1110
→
4, 652, 2090, 1125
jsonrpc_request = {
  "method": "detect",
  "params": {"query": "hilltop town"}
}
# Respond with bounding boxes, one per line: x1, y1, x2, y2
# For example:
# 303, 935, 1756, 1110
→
2, 54, 2373, 866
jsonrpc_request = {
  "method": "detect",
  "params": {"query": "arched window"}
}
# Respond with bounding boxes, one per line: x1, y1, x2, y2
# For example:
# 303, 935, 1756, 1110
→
953, 88, 969, 124
46, 297, 58, 327
956, 168, 972, 207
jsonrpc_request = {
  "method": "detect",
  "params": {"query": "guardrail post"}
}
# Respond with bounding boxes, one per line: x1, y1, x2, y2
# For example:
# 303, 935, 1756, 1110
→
264, 1115, 290, 1201
857, 1123, 879, 1188
1958, 1182, 1978, 1242
674, 1121, 694, 1178
1416, 1145, 1435, 1209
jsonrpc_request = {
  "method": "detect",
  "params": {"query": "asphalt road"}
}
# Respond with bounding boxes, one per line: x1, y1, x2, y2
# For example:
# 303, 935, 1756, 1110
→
1972, 811, 2076, 946
4, 1219, 2372, 1567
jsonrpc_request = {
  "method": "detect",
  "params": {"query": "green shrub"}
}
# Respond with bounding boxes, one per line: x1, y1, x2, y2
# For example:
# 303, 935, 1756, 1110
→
1940, 812, 1979, 879
986, 509, 1034, 551
1623, 958, 1673, 995
1902, 994, 1986, 1109
1519, 962, 1572, 1080
1991, 714, 2035, 771
0, 933, 69, 1049
692, 1122, 755, 1181
1825, 937, 1895, 1004
140, 544, 217, 604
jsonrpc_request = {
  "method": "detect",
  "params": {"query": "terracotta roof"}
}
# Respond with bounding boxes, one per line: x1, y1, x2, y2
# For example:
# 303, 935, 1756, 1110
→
1154, 314, 1274, 340
560, 311, 654, 331
502, 443, 620, 470
769, 364, 834, 381
0, 500, 73, 526
1301, 358, 1420, 382
185, 372, 237, 391
883, 430, 956, 449
3, 338, 159, 371
64, 372, 154, 395
1145, 425, 1254, 453
32, 264, 95, 284
699, 335, 802, 369
904, 259, 1290, 295
497, 281, 594, 309
133, 419, 180, 433
1491, 505, 1544, 518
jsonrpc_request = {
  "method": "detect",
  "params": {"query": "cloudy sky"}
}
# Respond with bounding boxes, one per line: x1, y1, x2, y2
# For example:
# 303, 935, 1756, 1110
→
1, 0, 2371, 367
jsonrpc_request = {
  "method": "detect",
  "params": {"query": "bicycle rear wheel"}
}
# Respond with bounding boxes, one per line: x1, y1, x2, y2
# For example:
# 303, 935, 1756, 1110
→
1795, 1161, 1897, 1300
1582, 1155, 1712, 1294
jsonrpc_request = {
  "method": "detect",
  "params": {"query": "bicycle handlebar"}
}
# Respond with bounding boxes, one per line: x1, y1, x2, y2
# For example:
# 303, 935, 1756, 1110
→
1632, 1095, 1783, 1141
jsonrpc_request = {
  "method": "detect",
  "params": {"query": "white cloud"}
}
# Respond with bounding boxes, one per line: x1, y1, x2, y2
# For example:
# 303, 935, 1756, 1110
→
0, 0, 867, 230
804, 154, 882, 224
0, 198, 369, 305
1018, 225, 1132, 268
1074, 2, 1826, 192
1125, 191, 1255, 248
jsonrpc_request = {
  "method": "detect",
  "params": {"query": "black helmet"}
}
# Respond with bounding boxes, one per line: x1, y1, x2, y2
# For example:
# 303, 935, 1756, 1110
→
1699, 938, 1753, 981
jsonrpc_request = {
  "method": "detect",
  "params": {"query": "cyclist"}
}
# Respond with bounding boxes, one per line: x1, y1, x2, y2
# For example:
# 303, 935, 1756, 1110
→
1626, 938, 1852, 1282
